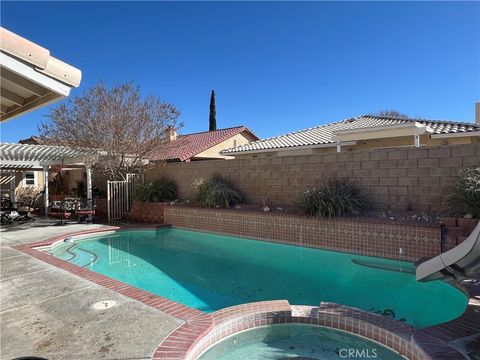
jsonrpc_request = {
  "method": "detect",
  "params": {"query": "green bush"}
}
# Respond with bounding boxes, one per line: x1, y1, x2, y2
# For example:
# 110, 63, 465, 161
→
194, 175, 243, 208
444, 168, 480, 218
297, 178, 369, 217
134, 178, 177, 202
72, 180, 87, 198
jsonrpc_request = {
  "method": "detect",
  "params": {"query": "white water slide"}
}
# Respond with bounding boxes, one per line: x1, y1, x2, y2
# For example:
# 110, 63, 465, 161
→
416, 221, 480, 282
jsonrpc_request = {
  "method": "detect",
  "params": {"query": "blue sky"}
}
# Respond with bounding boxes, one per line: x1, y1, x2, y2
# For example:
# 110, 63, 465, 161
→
1, 1, 479, 143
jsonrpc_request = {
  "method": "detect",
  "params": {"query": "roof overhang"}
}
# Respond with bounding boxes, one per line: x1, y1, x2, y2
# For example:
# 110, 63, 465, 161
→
0, 143, 102, 170
430, 131, 480, 139
221, 141, 357, 156
0, 27, 82, 122
332, 122, 433, 142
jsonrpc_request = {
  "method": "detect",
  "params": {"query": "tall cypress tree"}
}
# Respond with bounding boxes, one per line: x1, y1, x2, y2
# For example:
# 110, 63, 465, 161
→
209, 90, 217, 131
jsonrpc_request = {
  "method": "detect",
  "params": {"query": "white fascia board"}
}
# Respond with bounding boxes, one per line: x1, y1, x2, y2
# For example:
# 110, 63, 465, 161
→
59, 156, 97, 165
0, 157, 91, 168
333, 122, 429, 135
332, 122, 431, 142
0, 160, 43, 168
221, 141, 357, 156
1, 52, 72, 97
430, 132, 480, 139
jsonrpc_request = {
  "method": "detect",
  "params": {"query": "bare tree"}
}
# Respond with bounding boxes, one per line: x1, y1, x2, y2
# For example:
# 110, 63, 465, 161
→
39, 82, 181, 180
373, 110, 409, 118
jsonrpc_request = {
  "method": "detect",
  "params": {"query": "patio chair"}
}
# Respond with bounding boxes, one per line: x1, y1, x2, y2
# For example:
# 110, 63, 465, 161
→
12, 191, 43, 222
416, 221, 480, 282
76, 198, 95, 223
48, 199, 76, 225
1, 196, 15, 224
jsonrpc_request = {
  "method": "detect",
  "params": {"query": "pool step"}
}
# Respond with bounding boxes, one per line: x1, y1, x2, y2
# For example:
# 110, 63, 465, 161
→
351, 259, 415, 274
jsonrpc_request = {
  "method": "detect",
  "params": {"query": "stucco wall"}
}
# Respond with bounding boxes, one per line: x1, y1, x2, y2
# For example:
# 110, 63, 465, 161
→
194, 132, 258, 159
0, 170, 45, 199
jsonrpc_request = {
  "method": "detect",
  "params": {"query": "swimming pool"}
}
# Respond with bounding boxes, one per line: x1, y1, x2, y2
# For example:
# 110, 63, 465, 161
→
197, 324, 405, 360
49, 228, 467, 328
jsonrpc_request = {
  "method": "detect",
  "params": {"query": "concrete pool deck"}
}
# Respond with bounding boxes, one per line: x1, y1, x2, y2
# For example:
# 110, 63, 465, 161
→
0, 218, 183, 360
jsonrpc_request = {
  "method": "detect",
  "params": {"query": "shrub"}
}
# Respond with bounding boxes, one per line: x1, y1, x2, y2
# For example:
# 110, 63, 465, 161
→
194, 175, 243, 208
134, 178, 177, 202
297, 178, 369, 217
15, 186, 43, 206
444, 168, 480, 218
72, 180, 87, 197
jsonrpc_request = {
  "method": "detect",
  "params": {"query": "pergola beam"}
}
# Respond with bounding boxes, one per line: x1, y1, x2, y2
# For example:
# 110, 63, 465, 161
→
0, 160, 44, 168
0, 144, 102, 166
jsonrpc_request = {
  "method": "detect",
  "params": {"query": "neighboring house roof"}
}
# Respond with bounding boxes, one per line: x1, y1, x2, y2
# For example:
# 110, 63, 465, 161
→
18, 136, 46, 145
150, 126, 259, 161
221, 115, 480, 155
1, 27, 82, 122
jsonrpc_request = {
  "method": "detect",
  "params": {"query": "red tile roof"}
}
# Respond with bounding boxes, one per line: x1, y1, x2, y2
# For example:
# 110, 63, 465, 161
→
150, 126, 258, 161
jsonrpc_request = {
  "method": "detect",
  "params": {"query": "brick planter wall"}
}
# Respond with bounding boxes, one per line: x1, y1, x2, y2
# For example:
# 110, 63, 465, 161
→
94, 198, 107, 219
164, 206, 441, 261
123, 202, 167, 223
441, 217, 479, 251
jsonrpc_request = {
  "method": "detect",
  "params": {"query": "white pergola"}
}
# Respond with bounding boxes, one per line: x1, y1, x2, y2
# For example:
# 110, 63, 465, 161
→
0, 143, 101, 214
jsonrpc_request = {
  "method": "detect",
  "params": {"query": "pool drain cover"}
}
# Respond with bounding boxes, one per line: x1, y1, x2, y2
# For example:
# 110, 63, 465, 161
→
92, 300, 116, 310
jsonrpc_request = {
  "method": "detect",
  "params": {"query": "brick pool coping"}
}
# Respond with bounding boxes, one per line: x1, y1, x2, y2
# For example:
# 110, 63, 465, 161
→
187, 300, 427, 360
11, 226, 479, 360
412, 277, 480, 360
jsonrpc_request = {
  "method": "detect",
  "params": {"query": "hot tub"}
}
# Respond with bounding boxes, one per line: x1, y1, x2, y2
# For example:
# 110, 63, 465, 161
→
197, 324, 405, 360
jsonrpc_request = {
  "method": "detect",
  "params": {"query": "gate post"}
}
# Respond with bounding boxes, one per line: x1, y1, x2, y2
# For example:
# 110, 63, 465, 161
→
107, 180, 111, 221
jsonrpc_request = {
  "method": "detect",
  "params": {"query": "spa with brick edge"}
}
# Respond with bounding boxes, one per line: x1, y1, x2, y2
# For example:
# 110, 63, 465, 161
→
11, 226, 480, 360
180, 300, 431, 360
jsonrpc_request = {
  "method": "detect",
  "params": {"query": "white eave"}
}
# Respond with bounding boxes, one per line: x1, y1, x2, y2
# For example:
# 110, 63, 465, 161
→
221, 141, 357, 156
430, 131, 480, 139
332, 122, 433, 142
0, 27, 82, 122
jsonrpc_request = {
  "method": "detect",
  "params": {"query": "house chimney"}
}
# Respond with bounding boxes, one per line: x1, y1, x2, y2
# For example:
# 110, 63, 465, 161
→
476, 102, 480, 125
166, 126, 177, 141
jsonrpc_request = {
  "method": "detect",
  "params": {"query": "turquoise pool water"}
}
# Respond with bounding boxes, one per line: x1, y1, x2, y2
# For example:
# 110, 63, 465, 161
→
198, 324, 405, 360
49, 228, 467, 328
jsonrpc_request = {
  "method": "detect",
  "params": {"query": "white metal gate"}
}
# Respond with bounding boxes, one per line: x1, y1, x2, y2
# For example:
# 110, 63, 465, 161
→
107, 173, 140, 220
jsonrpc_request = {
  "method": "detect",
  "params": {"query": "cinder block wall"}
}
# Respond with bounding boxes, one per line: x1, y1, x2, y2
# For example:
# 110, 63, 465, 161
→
145, 144, 480, 211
